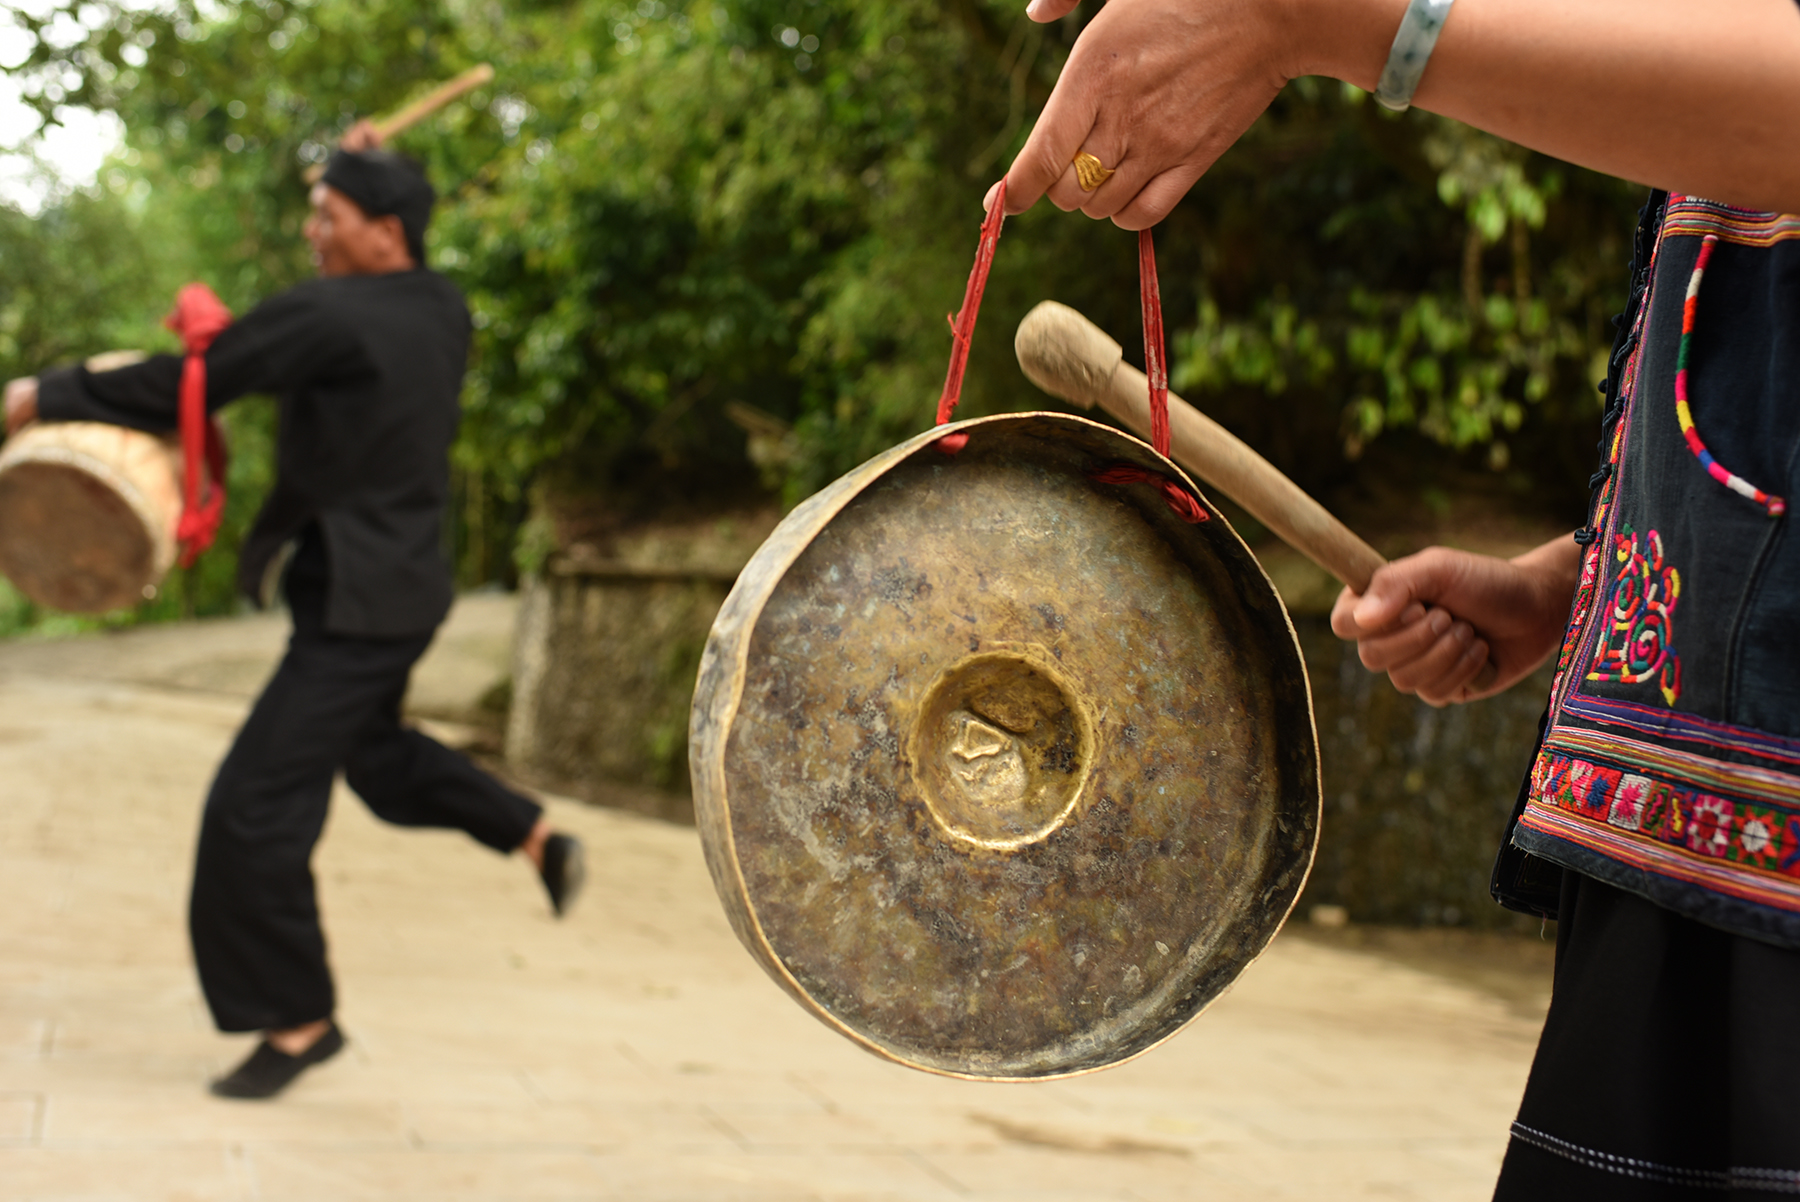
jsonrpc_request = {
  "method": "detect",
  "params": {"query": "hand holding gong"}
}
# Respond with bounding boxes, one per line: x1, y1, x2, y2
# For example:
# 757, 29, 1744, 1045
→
987, 0, 1288, 229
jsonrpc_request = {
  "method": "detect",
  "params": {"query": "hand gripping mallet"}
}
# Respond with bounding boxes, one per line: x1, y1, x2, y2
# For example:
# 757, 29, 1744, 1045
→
1015, 299, 1498, 690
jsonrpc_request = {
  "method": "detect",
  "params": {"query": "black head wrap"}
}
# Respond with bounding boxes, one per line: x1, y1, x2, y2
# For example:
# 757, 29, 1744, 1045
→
319, 149, 436, 265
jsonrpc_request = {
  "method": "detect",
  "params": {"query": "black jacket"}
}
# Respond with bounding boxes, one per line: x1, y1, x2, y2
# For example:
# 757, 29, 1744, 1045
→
37, 269, 470, 637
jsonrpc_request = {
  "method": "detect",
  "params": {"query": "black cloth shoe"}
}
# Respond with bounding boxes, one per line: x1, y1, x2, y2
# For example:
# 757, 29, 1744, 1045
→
209, 1022, 345, 1099
541, 832, 585, 917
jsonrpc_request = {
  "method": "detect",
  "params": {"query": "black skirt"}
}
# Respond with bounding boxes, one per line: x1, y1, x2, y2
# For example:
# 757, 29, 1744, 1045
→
1493, 873, 1800, 1199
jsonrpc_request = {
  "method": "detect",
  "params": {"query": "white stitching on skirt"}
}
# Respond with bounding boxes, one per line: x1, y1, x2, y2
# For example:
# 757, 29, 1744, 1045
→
1510, 1123, 1800, 1194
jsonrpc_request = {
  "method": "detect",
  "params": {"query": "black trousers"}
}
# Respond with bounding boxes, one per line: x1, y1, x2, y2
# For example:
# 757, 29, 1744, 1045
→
189, 544, 541, 1033
1493, 873, 1800, 1199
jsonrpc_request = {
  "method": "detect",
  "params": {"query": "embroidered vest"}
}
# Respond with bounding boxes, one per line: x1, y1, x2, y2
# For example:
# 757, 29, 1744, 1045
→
1507, 195, 1800, 948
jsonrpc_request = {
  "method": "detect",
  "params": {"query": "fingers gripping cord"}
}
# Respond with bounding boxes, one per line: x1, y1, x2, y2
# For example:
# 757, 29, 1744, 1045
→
164, 283, 234, 568
934, 184, 1205, 523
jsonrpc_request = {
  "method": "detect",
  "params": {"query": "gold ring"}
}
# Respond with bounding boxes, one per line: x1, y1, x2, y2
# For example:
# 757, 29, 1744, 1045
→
1072, 151, 1115, 192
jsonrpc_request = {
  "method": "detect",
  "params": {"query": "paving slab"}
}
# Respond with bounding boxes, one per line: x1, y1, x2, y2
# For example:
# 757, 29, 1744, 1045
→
0, 597, 1546, 1200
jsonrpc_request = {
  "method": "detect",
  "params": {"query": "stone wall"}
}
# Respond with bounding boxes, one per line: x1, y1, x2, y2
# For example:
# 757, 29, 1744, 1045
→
504, 509, 780, 823
1294, 616, 1552, 931
507, 569, 731, 811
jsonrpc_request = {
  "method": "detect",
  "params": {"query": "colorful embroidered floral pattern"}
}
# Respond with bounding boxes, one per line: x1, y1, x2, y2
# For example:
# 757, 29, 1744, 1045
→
1735, 807, 1784, 872
1587, 524, 1682, 705
1534, 751, 1800, 884
1687, 794, 1734, 857
1606, 773, 1654, 831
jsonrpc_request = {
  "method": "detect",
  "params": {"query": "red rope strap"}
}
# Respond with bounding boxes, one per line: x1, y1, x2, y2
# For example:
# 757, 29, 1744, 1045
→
1088, 463, 1208, 523
1093, 226, 1205, 521
933, 179, 1008, 454
931, 191, 1205, 523
163, 283, 233, 568
1139, 227, 1170, 457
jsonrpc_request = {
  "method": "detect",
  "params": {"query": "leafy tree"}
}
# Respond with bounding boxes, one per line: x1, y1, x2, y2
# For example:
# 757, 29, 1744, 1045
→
3, 0, 1639, 605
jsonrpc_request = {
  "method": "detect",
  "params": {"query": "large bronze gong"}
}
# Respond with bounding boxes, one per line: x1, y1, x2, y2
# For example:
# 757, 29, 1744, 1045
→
691, 412, 1319, 1079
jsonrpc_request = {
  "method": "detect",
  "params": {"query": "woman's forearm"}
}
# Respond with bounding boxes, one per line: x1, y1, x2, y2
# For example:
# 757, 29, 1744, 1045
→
1511, 531, 1583, 589
1003, 0, 1800, 224
1290, 0, 1800, 213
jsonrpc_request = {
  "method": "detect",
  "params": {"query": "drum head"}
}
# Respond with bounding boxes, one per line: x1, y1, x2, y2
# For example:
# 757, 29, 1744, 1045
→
0, 459, 158, 613
692, 412, 1319, 1079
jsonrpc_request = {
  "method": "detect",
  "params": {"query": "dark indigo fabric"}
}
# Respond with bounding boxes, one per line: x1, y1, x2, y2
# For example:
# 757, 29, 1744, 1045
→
1585, 231, 1800, 734
1492, 873, 1800, 1199
188, 527, 540, 1032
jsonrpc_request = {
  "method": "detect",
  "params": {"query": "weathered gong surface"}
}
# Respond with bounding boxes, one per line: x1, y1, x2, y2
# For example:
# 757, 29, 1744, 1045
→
691, 412, 1318, 1079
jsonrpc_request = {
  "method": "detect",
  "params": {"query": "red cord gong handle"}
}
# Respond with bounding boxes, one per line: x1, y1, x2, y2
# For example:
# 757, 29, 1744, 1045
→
1016, 300, 1385, 591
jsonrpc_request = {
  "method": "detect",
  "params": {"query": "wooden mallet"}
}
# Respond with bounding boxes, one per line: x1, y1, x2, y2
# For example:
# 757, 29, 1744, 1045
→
1015, 299, 1498, 689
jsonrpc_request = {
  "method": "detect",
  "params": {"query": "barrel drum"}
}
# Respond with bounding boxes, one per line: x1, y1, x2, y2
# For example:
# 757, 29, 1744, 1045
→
0, 420, 182, 614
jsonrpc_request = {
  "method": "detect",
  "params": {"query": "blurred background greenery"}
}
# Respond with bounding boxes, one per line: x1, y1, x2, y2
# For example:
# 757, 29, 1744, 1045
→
0, 0, 1652, 929
1, 0, 1639, 628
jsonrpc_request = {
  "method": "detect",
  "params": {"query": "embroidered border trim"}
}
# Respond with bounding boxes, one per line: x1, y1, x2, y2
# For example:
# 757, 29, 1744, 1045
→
1549, 202, 1667, 718
1509, 1122, 1800, 1193
1523, 753, 1800, 914
1663, 196, 1800, 249
1520, 799, 1800, 914
1545, 727, 1800, 808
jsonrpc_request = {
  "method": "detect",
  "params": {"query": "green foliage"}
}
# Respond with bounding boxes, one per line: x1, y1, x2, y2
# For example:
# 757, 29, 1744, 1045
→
0, 186, 178, 376
427, 0, 1094, 511
1166, 83, 1636, 487
6, 0, 468, 306
4, 0, 1643, 608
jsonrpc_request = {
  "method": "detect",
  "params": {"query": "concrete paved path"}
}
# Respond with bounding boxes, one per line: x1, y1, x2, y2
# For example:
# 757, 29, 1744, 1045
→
0, 597, 1545, 1201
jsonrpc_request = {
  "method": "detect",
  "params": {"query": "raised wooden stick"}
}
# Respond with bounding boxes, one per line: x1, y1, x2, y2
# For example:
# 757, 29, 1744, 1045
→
303, 64, 495, 182
369, 63, 495, 140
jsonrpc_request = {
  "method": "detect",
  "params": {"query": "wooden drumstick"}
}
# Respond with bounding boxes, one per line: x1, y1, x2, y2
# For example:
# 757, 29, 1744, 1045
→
367, 63, 495, 141
302, 63, 495, 183
1015, 299, 1499, 688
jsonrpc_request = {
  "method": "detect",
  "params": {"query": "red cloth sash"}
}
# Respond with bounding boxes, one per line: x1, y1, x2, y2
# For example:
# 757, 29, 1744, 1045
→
163, 283, 233, 568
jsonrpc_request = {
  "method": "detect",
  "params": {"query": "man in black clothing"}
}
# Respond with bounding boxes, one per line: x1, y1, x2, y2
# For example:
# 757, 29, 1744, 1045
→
2, 139, 583, 1099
